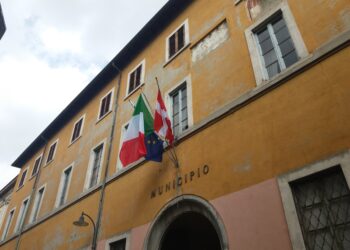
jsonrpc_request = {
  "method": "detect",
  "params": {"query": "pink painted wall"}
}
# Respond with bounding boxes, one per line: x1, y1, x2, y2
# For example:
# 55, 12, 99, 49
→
129, 223, 150, 250
211, 178, 292, 250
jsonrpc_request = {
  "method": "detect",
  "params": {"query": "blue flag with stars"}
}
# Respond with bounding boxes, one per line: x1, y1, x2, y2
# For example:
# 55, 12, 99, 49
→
145, 132, 163, 162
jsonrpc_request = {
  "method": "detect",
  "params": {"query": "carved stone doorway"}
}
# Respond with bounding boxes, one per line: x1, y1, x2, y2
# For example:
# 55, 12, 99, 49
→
144, 195, 228, 250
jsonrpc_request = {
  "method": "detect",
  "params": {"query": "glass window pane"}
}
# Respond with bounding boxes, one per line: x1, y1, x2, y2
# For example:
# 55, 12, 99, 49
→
257, 28, 270, 42
279, 38, 295, 56
275, 27, 291, 44
283, 50, 298, 67
266, 62, 280, 78
263, 49, 278, 66
272, 17, 286, 32
260, 38, 274, 55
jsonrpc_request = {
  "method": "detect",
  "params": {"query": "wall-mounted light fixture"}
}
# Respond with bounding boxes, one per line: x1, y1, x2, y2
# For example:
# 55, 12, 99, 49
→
73, 212, 96, 250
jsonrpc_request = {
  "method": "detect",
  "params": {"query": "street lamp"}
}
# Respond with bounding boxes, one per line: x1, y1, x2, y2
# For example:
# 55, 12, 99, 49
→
73, 212, 96, 250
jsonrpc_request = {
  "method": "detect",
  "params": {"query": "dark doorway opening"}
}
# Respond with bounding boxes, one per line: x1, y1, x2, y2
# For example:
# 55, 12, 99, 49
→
160, 212, 221, 250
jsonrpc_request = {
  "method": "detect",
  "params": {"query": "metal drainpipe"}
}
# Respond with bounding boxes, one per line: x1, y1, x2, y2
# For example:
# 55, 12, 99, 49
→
15, 135, 48, 250
92, 64, 122, 250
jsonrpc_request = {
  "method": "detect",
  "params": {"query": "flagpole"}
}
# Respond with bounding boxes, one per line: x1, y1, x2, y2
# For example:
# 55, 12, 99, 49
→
155, 77, 180, 168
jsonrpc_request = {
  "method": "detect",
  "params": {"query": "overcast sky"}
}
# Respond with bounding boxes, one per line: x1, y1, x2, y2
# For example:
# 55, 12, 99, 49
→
0, 0, 167, 189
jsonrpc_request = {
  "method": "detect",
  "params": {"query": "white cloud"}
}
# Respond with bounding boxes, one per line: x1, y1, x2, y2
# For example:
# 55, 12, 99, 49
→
0, 0, 167, 189
40, 28, 82, 53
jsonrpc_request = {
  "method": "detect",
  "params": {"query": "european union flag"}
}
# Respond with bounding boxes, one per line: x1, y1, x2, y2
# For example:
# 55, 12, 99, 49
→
145, 132, 163, 162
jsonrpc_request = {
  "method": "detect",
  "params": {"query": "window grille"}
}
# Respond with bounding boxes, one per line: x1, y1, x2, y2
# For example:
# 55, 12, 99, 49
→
291, 166, 350, 250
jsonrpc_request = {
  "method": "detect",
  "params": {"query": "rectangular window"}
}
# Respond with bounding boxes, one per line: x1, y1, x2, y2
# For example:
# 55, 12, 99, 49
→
109, 238, 126, 250
290, 166, 350, 250
254, 14, 298, 79
14, 198, 29, 233
98, 90, 113, 120
31, 155, 42, 177
46, 140, 58, 164
18, 169, 27, 188
71, 116, 84, 143
245, 3, 308, 85
30, 186, 45, 223
127, 60, 145, 95
1, 209, 15, 241
167, 20, 189, 60
89, 144, 104, 188
170, 83, 188, 137
57, 166, 73, 207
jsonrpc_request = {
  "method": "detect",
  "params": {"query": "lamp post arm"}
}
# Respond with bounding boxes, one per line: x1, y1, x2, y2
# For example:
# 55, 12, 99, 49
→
82, 212, 97, 250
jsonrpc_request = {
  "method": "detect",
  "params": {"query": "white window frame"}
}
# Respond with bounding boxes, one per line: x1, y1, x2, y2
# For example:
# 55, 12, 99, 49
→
31, 153, 43, 178
244, 1, 308, 85
105, 231, 130, 250
277, 150, 350, 250
97, 88, 115, 121
29, 184, 46, 223
165, 19, 190, 62
125, 59, 146, 98
17, 167, 29, 189
0, 204, 8, 230
14, 196, 30, 233
55, 163, 74, 208
1, 207, 15, 241
165, 75, 193, 137
46, 139, 59, 165
70, 114, 86, 144
84, 139, 106, 190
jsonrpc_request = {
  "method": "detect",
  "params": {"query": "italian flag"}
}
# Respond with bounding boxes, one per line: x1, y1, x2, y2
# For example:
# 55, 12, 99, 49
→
119, 94, 153, 167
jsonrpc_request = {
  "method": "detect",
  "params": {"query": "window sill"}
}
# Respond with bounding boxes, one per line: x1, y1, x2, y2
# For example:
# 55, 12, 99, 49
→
234, 0, 244, 5
123, 82, 145, 101
68, 135, 82, 147
257, 55, 311, 86
44, 160, 54, 167
16, 185, 24, 192
29, 174, 37, 181
163, 43, 191, 68
96, 110, 112, 124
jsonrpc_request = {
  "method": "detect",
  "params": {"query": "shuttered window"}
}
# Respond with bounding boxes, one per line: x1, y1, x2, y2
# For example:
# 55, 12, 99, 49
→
128, 64, 143, 94
99, 91, 112, 119
71, 116, 84, 143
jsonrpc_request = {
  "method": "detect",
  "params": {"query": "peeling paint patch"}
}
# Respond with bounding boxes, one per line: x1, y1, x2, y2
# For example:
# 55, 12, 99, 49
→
192, 21, 229, 63
340, 8, 350, 30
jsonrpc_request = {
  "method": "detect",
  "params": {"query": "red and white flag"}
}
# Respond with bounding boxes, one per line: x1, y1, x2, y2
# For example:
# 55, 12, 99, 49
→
154, 90, 174, 144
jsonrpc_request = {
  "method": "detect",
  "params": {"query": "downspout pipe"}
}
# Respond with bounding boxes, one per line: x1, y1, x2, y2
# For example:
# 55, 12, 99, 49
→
15, 135, 48, 250
92, 63, 122, 249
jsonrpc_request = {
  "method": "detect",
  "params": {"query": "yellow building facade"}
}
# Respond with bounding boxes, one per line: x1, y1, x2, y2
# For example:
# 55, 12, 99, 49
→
1, 0, 350, 249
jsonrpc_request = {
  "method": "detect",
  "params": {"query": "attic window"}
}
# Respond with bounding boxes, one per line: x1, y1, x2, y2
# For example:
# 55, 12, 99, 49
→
166, 19, 189, 61
126, 60, 145, 96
